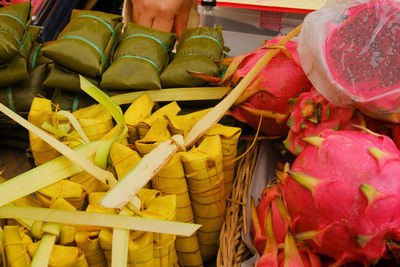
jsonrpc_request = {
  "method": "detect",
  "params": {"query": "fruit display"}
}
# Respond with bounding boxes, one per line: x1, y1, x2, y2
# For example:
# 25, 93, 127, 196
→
0, 0, 399, 266
248, 0, 400, 266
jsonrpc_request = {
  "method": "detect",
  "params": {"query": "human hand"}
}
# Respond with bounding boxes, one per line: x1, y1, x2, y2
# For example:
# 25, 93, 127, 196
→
130, 0, 193, 38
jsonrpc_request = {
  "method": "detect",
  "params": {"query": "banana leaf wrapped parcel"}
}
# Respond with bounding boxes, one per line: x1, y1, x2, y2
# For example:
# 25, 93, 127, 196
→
0, 2, 32, 64
0, 25, 42, 87
160, 26, 224, 88
101, 23, 176, 90
41, 10, 123, 78
0, 64, 49, 119
43, 63, 100, 93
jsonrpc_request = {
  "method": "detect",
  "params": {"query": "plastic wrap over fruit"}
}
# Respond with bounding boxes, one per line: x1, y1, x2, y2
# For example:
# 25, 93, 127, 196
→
298, 0, 400, 122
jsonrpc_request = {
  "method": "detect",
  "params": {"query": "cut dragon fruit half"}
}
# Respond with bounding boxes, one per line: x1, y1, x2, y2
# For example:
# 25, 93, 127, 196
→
326, 0, 400, 99
324, 0, 400, 119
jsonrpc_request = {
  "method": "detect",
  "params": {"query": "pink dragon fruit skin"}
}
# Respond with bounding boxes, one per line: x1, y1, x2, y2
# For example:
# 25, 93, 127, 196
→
231, 37, 312, 137
283, 130, 400, 265
252, 183, 289, 255
255, 183, 322, 267
284, 88, 354, 155
324, 0, 400, 122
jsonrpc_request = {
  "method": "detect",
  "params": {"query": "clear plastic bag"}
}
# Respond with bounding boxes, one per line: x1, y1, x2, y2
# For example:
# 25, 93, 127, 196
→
298, 0, 400, 122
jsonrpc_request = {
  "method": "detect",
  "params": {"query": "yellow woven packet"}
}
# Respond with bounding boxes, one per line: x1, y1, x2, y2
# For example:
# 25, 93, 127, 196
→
124, 94, 154, 144
99, 228, 154, 267
70, 104, 113, 142
75, 231, 107, 267
138, 102, 181, 139
28, 97, 61, 166
69, 172, 109, 194
135, 189, 160, 210
180, 135, 226, 262
3, 225, 32, 267
28, 98, 113, 166
74, 192, 115, 267
12, 195, 43, 209
100, 125, 129, 145
166, 109, 211, 137
135, 117, 171, 156
128, 231, 154, 267
98, 189, 167, 267
205, 124, 241, 199
110, 142, 141, 180
136, 112, 203, 266
152, 154, 203, 267
141, 194, 178, 267
50, 198, 77, 246
28, 243, 88, 267
35, 180, 86, 210
87, 192, 118, 215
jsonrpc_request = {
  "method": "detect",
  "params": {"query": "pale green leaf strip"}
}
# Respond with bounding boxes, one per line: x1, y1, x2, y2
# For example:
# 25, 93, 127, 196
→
112, 227, 129, 267
111, 87, 230, 105
57, 110, 90, 143
31, 234, 57, 267
6, 203, 34, 229
95, 125, 128, 174
0, 206, 201, 236
80, 76, 125, 125
41, 121, 84, 144
0, 142, 99, 207
94, 138, 115, 170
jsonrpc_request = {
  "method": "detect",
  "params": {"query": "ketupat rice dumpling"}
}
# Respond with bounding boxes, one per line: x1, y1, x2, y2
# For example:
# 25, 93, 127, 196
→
101, 23, 176, 90
180, 135, 226, 262
28, 97, 113, 165
41, 10, 123, 78
161, 26, 224, 88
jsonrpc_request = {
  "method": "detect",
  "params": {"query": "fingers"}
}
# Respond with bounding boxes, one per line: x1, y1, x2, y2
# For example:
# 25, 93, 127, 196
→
152, 16, 174, 33
132, 2, 155, 28
173, 8, 190, 38
138, 13, 155, 28
130, 0, 194, 35
132, 3, 142, 26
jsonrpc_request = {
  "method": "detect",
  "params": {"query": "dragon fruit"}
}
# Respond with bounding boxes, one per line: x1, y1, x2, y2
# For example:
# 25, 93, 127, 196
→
283, 88, 354, 155
253, 178, 322, 267
283, 130, 400, 265
230, 37, 312, 136
298, 0, 400, 122
190, 37, 312, 136
251, 182, 288, 255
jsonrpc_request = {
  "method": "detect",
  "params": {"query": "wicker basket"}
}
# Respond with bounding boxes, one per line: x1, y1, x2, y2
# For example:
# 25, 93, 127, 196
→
217, 140, 260, 267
